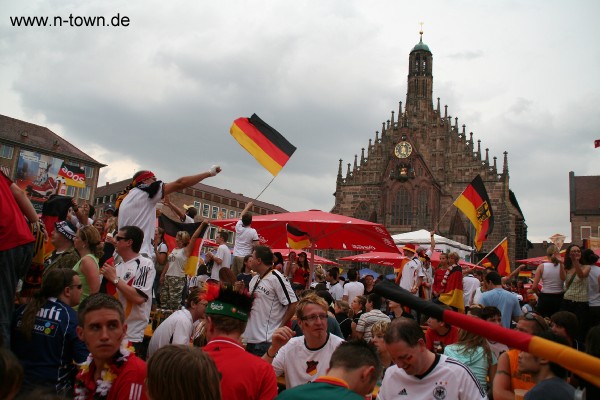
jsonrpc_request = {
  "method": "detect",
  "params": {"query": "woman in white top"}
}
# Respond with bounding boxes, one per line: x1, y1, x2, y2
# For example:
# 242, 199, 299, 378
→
531, 244, 565, 317
584, 249, 600, 329
160, 223, 205, 310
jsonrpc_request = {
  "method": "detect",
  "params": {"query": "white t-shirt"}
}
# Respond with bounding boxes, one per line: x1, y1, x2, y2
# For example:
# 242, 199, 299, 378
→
211, 244, 231, 280
272, 334, 344, 388
166, 247, 187, 278
118, 185, 164, 257
463, 274, 481, 307
244, 270, 297, 344
329, 282, 344, 301
399, 257, 425, 293
154, 242, 168, 273
147, 308, 193, 357
378, 354, 488, 400
115, 255, 155, 343
233, 219, 259, 257
343, 281, 364, 304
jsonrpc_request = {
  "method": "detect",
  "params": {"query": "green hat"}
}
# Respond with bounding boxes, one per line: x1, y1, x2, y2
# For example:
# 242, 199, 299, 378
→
205, 300, 249, 322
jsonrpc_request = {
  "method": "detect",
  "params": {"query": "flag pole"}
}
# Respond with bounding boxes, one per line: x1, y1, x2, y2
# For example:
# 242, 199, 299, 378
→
434, 189, 464, 231
476, 237, 507, 266
254, 176, 277, 201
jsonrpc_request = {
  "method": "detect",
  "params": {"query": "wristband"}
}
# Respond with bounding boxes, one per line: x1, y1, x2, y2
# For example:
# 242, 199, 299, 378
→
266, 348, 277, 358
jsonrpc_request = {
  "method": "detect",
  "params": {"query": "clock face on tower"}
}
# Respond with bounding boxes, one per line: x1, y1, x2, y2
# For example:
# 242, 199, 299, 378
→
394, 141, 413, 159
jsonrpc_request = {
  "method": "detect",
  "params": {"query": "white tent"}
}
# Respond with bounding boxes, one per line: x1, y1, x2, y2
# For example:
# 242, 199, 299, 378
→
392, 229, 473, 261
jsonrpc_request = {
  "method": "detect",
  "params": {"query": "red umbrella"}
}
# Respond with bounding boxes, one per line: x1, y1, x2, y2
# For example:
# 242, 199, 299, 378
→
272, 249, 339, 266
211, 210, 398, 285
339, 251, 406, 268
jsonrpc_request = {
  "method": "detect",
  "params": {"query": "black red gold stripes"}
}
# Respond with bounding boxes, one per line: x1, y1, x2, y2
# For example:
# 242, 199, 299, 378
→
453, 174, 494, 250
480, 238, 510, 276
286, 223, 311, 249
230, 114, 296, 176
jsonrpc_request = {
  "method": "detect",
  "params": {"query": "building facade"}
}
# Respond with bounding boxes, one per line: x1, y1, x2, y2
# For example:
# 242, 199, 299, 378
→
569, 171, 600, 246
0, 114, 105, 211
331, 34, 528, 263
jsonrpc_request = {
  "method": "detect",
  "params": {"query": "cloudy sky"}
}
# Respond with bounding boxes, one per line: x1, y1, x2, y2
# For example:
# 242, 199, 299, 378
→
2, 1, 598, 242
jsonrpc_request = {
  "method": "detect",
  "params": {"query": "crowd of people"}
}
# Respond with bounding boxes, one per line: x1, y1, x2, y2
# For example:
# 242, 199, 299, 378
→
1, 164, 600, 400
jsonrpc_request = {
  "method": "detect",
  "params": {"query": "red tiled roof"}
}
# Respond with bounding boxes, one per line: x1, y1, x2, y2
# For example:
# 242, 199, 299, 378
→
0, 114, 104, 166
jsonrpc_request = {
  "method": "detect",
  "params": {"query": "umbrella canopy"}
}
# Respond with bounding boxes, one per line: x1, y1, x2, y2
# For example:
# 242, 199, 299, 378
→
517, 248, 600, 267
211, 210, 398, 286
271, 248, 339, 266
339, 251, 407, 268
211, 210, 398, 252
392, 229, 473, 260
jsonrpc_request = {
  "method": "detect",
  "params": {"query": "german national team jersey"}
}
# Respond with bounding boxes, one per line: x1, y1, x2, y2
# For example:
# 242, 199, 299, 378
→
378, 354, 487, 400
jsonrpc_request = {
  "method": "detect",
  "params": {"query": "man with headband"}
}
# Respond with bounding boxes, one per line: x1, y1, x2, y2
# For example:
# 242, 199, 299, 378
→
116, 165, 221, 257
42, 221, 81, 277
202, 283, 278, 399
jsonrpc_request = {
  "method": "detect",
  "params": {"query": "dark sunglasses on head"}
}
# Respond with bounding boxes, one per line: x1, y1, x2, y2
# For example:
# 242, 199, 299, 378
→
524, 312, 546, 330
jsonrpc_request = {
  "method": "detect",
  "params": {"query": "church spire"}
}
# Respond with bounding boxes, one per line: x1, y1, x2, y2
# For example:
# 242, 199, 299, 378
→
406, 26, 433, 116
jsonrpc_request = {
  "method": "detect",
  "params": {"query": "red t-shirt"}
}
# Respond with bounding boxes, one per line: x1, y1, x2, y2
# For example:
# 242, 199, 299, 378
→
432, 266, 448, 296
0, 172, 34, 251
204, 337, 278, 400
425, 325, 459, 352
107, 354, 147, 400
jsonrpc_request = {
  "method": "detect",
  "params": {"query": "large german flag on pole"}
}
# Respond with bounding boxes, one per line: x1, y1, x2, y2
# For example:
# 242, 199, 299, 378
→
479, 237, 511, 276
453, 175, 494, 251
230, 114, 296, 176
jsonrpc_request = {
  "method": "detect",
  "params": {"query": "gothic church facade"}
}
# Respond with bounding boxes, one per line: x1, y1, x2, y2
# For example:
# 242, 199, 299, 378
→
331, 34, 528, 263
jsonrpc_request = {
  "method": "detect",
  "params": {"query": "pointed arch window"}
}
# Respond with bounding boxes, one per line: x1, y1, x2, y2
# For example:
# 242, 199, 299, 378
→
392, 188, 412, 225
417, 188, 430, 227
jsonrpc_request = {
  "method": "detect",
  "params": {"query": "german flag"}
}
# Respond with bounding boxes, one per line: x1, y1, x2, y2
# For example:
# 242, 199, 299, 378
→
158, 215, 209, 276
230, 114, 296, 176
453, 175, 494, 250
438, 265, 464, 311
286, 224, 311, 250
479, 237, 511, 276
57, 163, 86, 188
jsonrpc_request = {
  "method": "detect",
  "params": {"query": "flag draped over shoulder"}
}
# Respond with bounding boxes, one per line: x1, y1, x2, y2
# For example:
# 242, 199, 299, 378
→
286, 224, 310, 250
58, 163, 86, 188
158, 215, 209, 276
438, 265, 464, 311
230, 114, 296, 176
480, 237, 511, 276
453, 175, 494, 250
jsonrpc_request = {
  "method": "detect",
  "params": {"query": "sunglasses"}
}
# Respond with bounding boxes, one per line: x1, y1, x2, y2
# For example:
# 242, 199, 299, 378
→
115, 236, 129, 242
70, 284, 83, 290
524, 312, 546, 330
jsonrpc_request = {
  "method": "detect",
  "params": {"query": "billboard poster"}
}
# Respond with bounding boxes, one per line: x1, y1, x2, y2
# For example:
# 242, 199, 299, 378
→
15, 150, 64, 206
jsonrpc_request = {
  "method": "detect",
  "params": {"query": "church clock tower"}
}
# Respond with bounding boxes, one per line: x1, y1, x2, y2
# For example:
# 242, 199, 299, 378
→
406, 30, 434, 116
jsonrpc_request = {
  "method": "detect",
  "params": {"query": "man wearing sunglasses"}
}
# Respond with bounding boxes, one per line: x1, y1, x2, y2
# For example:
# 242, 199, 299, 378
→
264, 292, 344, 388
100, 225, 155, 358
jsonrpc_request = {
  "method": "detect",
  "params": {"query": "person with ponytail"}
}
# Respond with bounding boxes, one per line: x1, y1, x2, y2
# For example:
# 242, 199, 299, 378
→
531, 244, 565, 318
10, 268, 88, 396
72, 225, 103, 308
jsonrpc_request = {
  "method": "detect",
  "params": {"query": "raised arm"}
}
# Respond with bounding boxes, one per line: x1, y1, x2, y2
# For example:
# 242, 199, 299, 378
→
163, 194, 186, 222
163, 165, 221, 195
241, 201, 253, 217
184, 220, 208, 258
